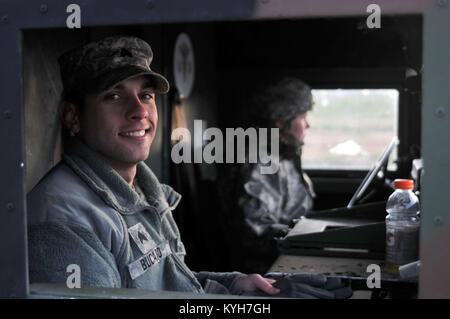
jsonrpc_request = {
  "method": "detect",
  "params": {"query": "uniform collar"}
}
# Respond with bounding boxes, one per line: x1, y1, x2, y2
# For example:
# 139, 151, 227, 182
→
63, 138, 181, 216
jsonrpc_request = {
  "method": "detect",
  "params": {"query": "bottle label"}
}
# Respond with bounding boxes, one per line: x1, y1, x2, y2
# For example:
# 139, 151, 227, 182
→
386, 225, 419, 265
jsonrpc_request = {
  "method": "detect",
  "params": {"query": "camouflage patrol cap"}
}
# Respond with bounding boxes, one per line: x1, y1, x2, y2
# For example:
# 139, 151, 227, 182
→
58, 35, 169, 102
250, 77, 313, 125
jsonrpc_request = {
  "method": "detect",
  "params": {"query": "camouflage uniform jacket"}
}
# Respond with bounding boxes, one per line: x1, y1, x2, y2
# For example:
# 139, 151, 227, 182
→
240, 157, 315, 239
218, 143, 315, 273
27, 138, 243, 293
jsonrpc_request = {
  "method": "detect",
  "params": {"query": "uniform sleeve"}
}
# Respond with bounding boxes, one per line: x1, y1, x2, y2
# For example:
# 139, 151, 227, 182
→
239, 165, 291, 239
192, 271, 246, 293
228, 165, 291, 270
28, 221, 122, 288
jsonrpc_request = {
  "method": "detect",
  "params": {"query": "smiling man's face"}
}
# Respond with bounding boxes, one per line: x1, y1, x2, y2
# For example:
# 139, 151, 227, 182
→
79, 75, 158, 170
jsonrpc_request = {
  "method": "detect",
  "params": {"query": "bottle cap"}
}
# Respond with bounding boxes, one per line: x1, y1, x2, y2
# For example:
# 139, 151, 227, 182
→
394, 179, 414, 189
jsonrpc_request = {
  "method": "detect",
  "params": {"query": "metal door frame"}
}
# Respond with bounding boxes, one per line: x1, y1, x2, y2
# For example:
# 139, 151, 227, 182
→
0, 0, 447, 298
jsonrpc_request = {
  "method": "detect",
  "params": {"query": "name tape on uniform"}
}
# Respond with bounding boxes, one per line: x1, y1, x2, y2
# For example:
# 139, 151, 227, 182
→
128, 241, 171, 280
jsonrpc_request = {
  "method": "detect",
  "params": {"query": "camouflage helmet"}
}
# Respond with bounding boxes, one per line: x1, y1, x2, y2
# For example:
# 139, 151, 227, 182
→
249, 77, 313, 127
58, 35, 169, 104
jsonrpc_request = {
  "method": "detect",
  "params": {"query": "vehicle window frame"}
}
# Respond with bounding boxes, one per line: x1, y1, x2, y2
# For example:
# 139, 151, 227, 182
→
0, 1, 436, 299
291, 67, 421, 183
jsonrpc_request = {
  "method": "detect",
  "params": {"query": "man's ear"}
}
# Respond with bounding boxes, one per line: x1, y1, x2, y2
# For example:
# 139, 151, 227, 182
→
59, 101, 81, 136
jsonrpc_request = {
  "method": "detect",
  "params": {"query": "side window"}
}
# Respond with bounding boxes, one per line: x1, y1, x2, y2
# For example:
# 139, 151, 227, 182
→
303, 89, 399, 171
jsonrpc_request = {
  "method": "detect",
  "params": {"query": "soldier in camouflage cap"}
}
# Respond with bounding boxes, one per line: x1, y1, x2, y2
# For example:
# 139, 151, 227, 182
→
248, 76, 313, 147
218, 76, 316, 274
58, 35, 169, 106
28, 35, 286, 297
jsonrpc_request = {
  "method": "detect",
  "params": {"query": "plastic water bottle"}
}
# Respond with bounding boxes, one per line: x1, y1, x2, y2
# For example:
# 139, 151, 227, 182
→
385, 179, 420, 273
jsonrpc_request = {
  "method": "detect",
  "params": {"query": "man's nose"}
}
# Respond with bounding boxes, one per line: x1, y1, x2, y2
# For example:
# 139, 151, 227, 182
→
127, 95, 149, 120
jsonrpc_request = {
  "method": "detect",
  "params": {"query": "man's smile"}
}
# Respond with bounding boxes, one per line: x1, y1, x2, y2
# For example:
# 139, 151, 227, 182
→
118, 127, 152, 139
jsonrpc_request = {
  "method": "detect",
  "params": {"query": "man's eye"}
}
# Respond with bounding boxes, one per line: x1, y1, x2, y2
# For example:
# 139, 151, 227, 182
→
141, 93, 154, 100
105, 93, 120, 100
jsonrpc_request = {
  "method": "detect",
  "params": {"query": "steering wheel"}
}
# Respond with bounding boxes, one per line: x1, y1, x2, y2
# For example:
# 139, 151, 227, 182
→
347, 136, 398, 208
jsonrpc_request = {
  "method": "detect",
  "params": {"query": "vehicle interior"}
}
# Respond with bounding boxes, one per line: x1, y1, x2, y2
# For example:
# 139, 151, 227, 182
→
0, 0, 448, 299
